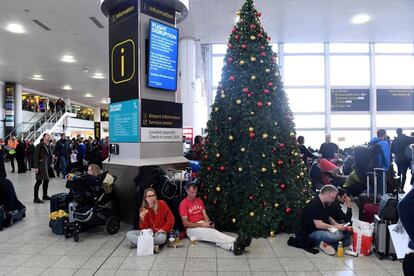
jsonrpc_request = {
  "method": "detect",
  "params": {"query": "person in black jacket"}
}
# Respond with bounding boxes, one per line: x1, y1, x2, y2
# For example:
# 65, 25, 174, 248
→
297, 136, 317, 164
15, 139, 27, 173
54, 134, 70, 178
391, 128, 414, 192
0, 141, 7, 178
328, 187, 352, 223
319, 134, 339, 160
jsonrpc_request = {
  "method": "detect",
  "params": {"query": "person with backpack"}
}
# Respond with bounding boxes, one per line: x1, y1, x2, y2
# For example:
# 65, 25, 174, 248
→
368, 129, 391, 194
391, 128, 414, 192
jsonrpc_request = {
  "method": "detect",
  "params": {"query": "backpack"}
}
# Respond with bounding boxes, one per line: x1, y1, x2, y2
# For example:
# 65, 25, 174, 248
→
353, 142, 385, 180
404, 144, 414, 162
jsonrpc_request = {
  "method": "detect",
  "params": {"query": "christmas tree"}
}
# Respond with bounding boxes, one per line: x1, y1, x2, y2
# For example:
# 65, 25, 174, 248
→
198, 0, 314, 238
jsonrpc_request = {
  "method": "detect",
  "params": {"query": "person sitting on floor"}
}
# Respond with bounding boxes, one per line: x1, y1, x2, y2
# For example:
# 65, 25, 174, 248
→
302, 185, 351, 255
328, 187, 353, 224
179, 182, 251, 255
126, 188, 175, 253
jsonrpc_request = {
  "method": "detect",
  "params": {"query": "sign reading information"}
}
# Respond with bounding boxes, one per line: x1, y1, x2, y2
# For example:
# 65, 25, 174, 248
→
141, 99, 182, 143
148, 20, 179, 91
377, 89, 414, 111
5, 83, 15, 134
109, 99, 139, 143
331, 89, 370, 112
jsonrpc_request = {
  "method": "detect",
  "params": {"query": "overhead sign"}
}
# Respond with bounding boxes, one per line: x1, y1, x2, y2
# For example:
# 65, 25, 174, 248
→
331, 89, 370, 112
94, 122, 101, 139
109, 99, 139, 143
148, 19, 179, 91
377, 89, 414, 111
141, 0, 175, 24
141, 99, 182, 142
108, 1, 139, 103
5, 83, 15, 133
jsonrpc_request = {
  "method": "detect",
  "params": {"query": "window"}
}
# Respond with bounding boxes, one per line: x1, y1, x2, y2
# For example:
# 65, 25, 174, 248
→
284, 43, 324, 54
375, 56, 414, 86
331, 115, 370, 128
284, 56, 325, 86
330, 56, 370, 86
294, 115, 325, 129
285, 88, 325, 112
375, 43, 414, 54
296, 130, 325, 149
376, 114, 414, 128
212, 56, 225, 88
331, 130, 371, 148
329, 43, 369, 53
212, 44, 227, 55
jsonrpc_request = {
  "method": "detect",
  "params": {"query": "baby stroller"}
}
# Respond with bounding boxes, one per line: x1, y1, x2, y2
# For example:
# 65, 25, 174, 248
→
64, 171, 120, 242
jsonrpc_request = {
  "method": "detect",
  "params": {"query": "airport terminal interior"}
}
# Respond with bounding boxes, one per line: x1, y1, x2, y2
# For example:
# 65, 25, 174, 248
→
0, 0, 414, 275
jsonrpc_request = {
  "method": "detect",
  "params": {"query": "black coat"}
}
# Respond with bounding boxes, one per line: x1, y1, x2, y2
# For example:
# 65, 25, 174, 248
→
34, 142, 52, 180
15, 143, 26, 159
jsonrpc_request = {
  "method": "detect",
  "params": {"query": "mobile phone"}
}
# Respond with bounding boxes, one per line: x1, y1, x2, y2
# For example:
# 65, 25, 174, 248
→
343, 222, 351, 227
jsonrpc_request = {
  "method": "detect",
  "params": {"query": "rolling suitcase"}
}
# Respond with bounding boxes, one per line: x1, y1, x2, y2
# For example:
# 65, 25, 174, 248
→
373, 214, 397, 260
359, 168, 386, 223
50, 193, 68, 213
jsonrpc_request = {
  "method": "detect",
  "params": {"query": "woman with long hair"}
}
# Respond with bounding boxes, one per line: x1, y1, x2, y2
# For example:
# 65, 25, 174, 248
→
126, 188, 175, 252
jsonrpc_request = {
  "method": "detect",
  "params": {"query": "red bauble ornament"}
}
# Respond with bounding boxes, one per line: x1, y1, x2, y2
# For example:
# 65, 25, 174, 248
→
267, 36, 272, 41
258, 33, 263, 38
229, 75, 235, 81
279, 143, 285, 149
285, 207, 292, 215
204, 154, 208, 160
256, 12, 262, 17
228, 43, 233, 49
204, 195, 207, 200
268, 82, 273, 87
232, 27, 237, 33
243, 87, 249, 93
235, 34, 240, 40
263, 89, 270, 94
260, 52, 266, 56
227, 57, 233, 63
257, 101, 263, 107
220, 166, 225, 171
260, 45, 265, 50
249, 195, 254, 201
249, 132, 255, 138
263, 201, 267, 207
242, 44, 247, 49
247, 93, 252, 97
277, 160, 283, 166
207, 166, 212, 171
272, 147, 277, 152
214, 127, 218, 132
249, 23, 256, 29
280, 183, 286, 190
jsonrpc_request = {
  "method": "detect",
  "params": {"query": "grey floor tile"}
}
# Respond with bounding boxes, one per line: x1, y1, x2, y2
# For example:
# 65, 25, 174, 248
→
286, 272, 322, 276
187, 246, 216, 258
100, 256, 127, 270
279, 257, 318, 272
320, 272, 356, 276
0, 266, 15, 276
310, 257, 351, 271
41, 268, 79, 276
119, 256, 156, 270
7, 267, 45, 276
217, 258, 250, 272
21, 255, 61, 268
387, 269, 404, 276
252, 273, 287, 276
342, 256, 387, 271
152, 257, 186, 271
148, 271, 183, 276
183, 272, 218, 276
0, 254, 33, 267
74, 269, 96, 276
354, 271, 392, 276
94, 269, 117, 276
156, 246, 188, 258
247, 258, 284, 272
218, 272, 252, 276
51, 255, 89, 269
81, 255, 108, 270
184, 257, 217, 272
115, 270, 149, 276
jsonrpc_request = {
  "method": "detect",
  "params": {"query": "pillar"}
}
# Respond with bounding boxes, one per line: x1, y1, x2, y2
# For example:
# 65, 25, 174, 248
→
94, 107, 101, 122
0, 82, 4, 138
14, 84, 23, 126
64, 97, 71, 112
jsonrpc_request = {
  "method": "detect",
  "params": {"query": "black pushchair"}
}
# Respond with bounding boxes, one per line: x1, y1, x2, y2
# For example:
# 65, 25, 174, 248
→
64, 171, 120, 242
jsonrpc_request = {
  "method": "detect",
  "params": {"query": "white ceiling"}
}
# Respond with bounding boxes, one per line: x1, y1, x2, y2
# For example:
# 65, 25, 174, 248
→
0, 0, 413, 108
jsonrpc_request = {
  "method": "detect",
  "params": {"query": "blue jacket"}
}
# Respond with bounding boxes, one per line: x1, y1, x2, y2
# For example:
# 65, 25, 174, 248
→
368, 137, 391, 170
77, 143, 86, 159
398, 188, 414, 250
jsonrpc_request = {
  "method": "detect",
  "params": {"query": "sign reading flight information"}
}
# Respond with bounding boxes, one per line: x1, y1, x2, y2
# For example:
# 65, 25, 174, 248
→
109, 99, 139, 143
148, 19, 179, 91
377, 89, 414, 111
331, 89, 370, 111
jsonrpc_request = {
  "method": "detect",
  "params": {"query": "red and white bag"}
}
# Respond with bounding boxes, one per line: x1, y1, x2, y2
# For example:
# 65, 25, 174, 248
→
352, 218, 374, 256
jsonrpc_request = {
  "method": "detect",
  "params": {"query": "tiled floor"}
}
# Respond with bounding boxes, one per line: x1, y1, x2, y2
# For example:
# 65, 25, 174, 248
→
0, 162, 406, 276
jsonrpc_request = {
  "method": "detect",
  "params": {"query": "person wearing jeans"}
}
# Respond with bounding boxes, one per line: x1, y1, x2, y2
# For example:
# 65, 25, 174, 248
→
179, 182, 252, 255
126, 188, 174, 252
302, 185, 351, 255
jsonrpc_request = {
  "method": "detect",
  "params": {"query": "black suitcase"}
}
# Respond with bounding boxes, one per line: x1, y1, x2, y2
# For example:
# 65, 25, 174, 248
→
373, 214, 397, 260
50, 193, 68, 213
358, 169, 385, 223
3, 207, 26, 227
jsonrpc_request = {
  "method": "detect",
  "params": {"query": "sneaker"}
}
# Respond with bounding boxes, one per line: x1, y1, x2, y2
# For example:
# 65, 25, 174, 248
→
233, 236, 245, 255
42, 195, 51, 200
33, 198, 44, 204
319, 241, 335, 256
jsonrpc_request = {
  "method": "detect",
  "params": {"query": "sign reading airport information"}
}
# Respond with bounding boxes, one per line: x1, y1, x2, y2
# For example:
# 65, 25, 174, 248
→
141, 99, 182, 143
148, 20, 179, 91
377, 89, 414, 111
109, 99, 139, 143
331, 89, 370, 111
141, 0, 175, 24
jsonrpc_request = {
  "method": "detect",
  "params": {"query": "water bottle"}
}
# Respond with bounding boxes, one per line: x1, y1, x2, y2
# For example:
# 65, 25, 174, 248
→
337, 241, 344, 257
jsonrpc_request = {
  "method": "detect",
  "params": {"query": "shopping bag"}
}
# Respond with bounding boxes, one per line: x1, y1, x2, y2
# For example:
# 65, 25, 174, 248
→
137, 229, 154, 256
352, 218, 374, 256
70, 153, 77, 163
388, 223, 414, 259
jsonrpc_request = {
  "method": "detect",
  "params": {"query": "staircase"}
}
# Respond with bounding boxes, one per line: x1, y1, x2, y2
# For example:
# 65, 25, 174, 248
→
4, 109, 76, 144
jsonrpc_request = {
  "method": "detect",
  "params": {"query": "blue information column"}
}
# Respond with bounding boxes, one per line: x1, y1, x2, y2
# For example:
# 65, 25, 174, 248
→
109, 99, 140, 143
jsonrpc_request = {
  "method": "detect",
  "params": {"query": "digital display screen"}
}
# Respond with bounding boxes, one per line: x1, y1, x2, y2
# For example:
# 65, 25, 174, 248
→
148, 20, 179, 91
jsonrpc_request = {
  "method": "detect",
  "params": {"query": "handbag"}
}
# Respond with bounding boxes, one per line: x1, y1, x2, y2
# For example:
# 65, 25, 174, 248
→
137, 229, 154, 256
48, 165, 56, 178
49, 217, 65, 235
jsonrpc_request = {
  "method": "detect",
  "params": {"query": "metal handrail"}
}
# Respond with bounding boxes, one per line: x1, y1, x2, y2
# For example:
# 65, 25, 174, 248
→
3, 112, 50, 141
27, 109, 65, 142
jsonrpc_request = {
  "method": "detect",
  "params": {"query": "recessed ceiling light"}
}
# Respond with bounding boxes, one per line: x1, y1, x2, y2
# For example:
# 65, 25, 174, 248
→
84, 93, 93, 97
5, 23, 25, 34
32, 74, 44, 80
60, 55, 76, 63
62, 85, 72, 90
351, 14, 371, 24
92, 72, 105, 79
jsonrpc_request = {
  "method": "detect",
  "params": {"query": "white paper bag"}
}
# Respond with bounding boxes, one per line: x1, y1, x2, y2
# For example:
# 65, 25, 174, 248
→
388, 224, 413, 259
137, 229, 154, 256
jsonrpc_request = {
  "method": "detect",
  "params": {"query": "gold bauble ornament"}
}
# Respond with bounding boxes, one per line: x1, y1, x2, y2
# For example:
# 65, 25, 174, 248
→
228, 117, 232, 120
241, 147, 246, 152
250, 56, 257, 62
261, 167, 267, 173
249, 127, 254, 132
300, 172, 304, 177
216, 186, 221, 192
236, 99, 242, 104
265, 68, 271, 73
250, 111, 255, 115
274, 203, 280, 208
308, 181, 312, 185
290, 132, 295, 136
238, 167, 243, 172
249, 212, 255, 217
273, 169, 277, 174
269, 231, 276, 237
273, 136, 277, 139
262, 133, 269, 139
251, 75, 256, 80
229, 135, 234, 141
262, 154, 266, 158
236, 10, 241, 16
250, 35, 256, 40
221, 94, 225, 99
216, 153, 220, 158
294, 152, 299, 156
239, 60, 245, 65
296, 175, 300, 179
232, 218, 236, 223
215, 107, 219, 112
260, 183, 264, 187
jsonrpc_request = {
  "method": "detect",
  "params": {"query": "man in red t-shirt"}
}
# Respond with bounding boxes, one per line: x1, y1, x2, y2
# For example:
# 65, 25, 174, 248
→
179, 182, 251, 255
